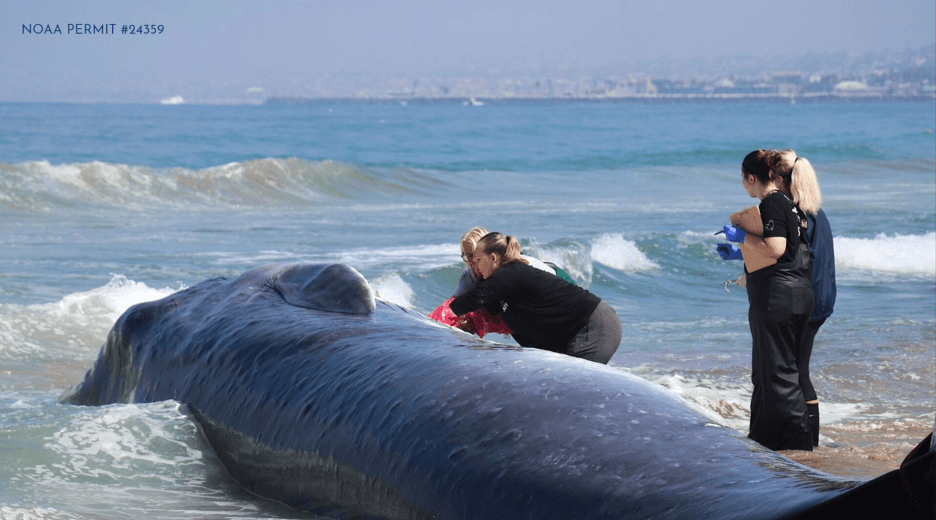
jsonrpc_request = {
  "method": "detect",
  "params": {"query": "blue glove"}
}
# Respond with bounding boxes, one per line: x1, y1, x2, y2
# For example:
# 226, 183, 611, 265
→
716, 243, 744, 261
722, 225, 747, 243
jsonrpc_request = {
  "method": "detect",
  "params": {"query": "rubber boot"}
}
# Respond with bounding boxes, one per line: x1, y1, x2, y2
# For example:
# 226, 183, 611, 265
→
807, 402, 820, 447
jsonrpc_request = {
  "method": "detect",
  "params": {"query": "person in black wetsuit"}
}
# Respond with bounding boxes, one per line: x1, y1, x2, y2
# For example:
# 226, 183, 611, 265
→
783, 154, 836, 448
720, 149, 818, 451
450, 232, 622, 365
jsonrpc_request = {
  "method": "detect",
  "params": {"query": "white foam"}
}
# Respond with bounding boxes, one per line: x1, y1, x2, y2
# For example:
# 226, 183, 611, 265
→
523, 242, 593, 287
652, 374, 738, 427
48, 401, 206, 476
0, 507, 81, 520
589, 233, 660, 272
835, 232, 936, 277
626, 368, 874, 433
818, 402, 868, 426
371, 272, 415, 308
0, 276, 182, 360
52, 275, 176, 324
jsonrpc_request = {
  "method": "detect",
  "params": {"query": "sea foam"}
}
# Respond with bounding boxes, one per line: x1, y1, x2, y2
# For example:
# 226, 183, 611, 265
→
589, 233, 660, 272
371, 272, 416, 308
0, 276, 181, 360
835, 232, 936, 278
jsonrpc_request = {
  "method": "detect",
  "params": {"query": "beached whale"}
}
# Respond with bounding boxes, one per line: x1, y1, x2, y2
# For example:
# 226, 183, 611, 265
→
61, 263, 934, 520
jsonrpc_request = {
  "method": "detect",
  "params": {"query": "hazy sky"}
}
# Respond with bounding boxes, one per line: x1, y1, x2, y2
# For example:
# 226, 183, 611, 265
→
3, 0, 934, 102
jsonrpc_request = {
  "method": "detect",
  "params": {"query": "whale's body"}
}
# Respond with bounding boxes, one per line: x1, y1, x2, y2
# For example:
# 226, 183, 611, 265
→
62, 263, 934, 520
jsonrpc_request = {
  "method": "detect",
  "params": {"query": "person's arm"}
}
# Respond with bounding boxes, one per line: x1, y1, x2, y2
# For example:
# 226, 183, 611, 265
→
450, 266, 515, 316
736, 195, 789, 261
450, 286, 485, 316
739, 233, 786, 260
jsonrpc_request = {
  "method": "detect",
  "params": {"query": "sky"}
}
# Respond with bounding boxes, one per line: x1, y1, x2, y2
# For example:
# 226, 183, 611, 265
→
2, 0, 934, 102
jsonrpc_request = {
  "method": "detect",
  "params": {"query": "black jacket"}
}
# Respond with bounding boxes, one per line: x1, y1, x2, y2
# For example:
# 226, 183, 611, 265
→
450, 262, 600, 353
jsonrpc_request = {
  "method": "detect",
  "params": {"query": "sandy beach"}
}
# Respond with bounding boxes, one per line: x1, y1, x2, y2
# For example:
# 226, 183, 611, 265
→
782, 423, 932, 479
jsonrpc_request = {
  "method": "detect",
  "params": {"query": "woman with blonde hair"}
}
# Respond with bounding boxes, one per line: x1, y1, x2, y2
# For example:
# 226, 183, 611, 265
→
718, 149, 817, 451
432, 227, 559, 338
783, 151, 836, 447
452, 226, 558, 297
723, 149, 836, 448
449, 232, 622, 364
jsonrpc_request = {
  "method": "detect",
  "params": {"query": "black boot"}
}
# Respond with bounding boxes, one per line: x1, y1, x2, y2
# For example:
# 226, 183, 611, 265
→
807, 402, 820, 447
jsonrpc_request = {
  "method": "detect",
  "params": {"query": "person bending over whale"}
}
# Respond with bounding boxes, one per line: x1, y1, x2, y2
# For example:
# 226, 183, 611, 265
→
432, 226, 574, 338
453, 226, 568, 297
450, 232, 621, 364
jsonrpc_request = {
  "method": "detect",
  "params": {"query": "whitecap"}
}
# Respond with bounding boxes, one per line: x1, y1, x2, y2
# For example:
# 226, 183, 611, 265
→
835, 232, 936, 277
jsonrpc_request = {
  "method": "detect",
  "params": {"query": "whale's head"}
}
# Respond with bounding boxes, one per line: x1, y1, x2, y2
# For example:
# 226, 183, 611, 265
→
251, 263, 376, 315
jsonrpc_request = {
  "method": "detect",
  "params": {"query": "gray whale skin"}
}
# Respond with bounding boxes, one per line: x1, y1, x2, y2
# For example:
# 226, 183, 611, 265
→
61, 263, 935, 520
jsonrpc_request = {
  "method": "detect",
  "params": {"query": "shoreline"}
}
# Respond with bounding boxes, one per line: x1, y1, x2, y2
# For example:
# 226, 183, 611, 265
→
782, 423, 932, 479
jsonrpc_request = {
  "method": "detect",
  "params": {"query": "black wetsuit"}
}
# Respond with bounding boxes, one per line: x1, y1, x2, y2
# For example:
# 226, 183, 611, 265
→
800, 208, 837, 446
745, 191, 815, 451
800, 209, 836, 402
450, 262, 620, 364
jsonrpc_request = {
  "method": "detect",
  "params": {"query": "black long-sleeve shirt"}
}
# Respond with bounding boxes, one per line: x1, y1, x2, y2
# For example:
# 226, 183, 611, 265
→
450, 262, 600, 353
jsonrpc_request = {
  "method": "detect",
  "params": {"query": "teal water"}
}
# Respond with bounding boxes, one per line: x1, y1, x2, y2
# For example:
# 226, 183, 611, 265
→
1, 100, 934, 518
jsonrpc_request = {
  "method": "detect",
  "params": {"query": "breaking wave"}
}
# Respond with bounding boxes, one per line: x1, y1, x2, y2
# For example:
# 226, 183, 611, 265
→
0, 158, 443, 211
835, 232, 936, 278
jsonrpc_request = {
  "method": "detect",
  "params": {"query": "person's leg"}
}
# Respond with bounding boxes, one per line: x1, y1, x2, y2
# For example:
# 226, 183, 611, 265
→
748, 284, 813, 452
800, 317, 825, 447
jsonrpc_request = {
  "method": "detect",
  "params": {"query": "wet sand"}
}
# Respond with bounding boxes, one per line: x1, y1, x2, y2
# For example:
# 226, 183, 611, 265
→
780, 423, 932, 480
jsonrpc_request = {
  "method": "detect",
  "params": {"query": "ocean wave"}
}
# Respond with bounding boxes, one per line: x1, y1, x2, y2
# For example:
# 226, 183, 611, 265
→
835, 232, 936, 278
371, 272, 416, 308
0, 276, 181, 360
589, 233, 660, 272
47, 401, 206, 477
624, 367, 879, 432
0, 158, 443, 211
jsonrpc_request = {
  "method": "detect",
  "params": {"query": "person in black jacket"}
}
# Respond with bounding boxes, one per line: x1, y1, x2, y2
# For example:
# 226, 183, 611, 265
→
763, 152, 835, 448
796, 172, 836, 448
450, 232, 621, 364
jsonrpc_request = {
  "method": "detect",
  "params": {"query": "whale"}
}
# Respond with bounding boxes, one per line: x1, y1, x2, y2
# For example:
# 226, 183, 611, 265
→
61, 263, 935, 520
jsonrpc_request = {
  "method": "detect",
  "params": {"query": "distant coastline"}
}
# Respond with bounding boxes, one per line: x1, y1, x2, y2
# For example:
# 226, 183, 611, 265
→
260, 54, 935, 105
264, 93, 936, 105
3, 43, 932, 105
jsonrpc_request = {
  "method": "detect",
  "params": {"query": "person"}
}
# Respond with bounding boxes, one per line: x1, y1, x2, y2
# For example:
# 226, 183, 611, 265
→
718, 149, 818, 451
453, 226, 562, 298
434, 226, 578, 338
449, 232, 622, 364
791, 155, 836, 448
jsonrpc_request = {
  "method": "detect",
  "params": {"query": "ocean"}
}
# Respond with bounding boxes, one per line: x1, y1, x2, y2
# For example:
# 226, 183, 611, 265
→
1, 99, 934, 519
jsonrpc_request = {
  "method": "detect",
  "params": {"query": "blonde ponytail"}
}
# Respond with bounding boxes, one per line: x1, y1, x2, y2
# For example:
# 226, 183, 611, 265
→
787, 154, 823, 215
477, 233, 529, 265
749, 149, 823, 215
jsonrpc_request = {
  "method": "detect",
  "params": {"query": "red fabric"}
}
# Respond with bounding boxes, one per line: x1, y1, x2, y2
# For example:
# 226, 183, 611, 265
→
429, 297, 512, 338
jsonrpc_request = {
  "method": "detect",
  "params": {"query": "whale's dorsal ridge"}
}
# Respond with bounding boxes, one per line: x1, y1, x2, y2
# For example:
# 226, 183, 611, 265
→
272, 263, 376, 315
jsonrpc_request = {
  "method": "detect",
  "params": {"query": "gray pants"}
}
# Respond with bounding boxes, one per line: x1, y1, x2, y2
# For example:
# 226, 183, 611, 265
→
566, 300, 622, 365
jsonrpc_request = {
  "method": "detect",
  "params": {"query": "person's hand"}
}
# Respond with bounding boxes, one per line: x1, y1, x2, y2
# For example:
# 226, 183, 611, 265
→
454, 316, 476, 334
722, 225, 747, 243
716, 243, 744, 261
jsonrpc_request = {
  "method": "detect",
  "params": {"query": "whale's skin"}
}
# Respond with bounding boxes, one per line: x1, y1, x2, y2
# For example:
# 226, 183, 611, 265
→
62, 263, 892, 519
